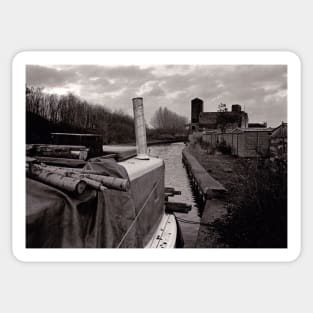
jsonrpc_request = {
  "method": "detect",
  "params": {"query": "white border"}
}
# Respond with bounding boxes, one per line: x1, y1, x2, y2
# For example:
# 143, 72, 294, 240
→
12, 51, 301, 262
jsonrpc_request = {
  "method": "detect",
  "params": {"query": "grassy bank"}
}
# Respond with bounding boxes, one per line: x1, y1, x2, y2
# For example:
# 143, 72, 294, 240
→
188, 143, 287, 248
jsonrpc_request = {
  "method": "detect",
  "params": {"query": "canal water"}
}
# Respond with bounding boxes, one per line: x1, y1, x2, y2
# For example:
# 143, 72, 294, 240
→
149, 142, 201, 248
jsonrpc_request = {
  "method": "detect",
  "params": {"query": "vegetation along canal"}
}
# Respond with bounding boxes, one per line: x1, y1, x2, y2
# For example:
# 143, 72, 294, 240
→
149, 142, 201, 248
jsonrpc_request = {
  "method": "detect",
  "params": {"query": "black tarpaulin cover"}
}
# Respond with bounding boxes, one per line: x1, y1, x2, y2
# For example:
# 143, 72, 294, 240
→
26, 158, 163, 248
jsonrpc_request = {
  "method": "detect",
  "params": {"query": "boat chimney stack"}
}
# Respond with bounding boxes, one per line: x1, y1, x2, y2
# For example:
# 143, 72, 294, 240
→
132, 97, 149, 159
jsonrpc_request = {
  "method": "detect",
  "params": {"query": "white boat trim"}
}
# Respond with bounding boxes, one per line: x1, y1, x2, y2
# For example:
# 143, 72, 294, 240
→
145, 213, 177, 248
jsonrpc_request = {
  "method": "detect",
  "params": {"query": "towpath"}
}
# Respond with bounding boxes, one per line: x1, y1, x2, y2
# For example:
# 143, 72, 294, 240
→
185, 144, 250, 248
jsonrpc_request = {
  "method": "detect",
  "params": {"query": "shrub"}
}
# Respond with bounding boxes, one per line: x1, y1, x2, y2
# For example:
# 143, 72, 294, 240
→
216, 141, 232, 155
212, 158, 287, 248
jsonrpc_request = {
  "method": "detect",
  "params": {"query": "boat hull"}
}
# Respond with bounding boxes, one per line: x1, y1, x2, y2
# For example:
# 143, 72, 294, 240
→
120, 156, 179, 248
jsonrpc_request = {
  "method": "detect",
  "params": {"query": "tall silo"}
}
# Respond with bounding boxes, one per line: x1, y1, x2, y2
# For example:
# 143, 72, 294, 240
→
191, 98, 203, 123
231, 104, 242, 112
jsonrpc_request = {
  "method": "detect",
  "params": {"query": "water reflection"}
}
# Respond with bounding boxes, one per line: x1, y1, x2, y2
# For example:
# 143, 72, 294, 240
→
149, 143, 201, 248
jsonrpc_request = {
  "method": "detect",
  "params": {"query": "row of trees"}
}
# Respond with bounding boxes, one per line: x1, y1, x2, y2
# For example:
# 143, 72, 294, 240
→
26, 86, 188, 144
150, 107, 188, 134
26, 86, 135, 143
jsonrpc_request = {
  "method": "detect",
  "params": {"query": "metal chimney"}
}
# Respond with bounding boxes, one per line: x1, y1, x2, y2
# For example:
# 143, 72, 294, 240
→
132, 97, 149, 160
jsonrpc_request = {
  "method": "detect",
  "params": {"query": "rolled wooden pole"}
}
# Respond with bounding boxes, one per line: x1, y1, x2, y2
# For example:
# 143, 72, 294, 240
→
27, 167, 87, 195
39, 165, 130, 191
81, 174, 130, 192
79, 177, 107, 191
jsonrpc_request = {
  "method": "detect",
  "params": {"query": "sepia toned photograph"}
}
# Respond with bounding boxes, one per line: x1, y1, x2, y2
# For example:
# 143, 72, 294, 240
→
23, 59, 288, 250
10, 51, 301, 262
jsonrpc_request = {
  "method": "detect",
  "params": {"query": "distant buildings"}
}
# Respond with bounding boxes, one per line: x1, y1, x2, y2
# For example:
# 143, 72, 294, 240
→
190, 98, 248, 132
202, 128, 273, 157
190, 98, 287, 159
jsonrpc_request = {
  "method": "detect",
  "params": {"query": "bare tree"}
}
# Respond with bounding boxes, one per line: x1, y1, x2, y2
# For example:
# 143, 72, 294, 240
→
26, 86, 136, 144
150, 107, 188, 133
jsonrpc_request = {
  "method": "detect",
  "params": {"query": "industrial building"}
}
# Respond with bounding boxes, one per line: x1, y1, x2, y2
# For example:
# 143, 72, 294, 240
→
191, 98, 204, 131
190, 97, 285, 158
190, 98, 248, 132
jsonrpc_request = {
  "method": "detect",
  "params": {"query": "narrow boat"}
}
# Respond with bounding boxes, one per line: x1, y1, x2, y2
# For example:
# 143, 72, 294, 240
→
26, 97, 186, 248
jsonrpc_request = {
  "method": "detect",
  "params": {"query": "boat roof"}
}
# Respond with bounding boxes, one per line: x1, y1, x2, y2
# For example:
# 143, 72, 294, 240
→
119, 156, 164, 181
102, 145, 137, 161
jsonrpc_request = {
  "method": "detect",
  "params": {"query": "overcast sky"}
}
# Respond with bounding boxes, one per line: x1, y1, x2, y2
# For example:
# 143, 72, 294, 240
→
26, 64, 287, 127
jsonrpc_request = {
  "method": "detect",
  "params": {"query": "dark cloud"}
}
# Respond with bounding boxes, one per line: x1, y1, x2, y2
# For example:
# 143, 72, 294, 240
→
26, 65, 78, 88
26, 64, 287, 127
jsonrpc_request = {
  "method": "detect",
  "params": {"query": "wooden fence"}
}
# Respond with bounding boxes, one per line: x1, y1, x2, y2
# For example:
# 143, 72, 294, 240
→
202, 129, 272, 157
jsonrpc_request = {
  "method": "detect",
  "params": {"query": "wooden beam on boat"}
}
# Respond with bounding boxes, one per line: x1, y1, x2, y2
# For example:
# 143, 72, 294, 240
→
27, 144, 89, 160
91, 153, 117, 160
34, 156, 87, 168
29, 164, 130, 192
165, 201, 192, 214
165, 187, 182, 197
81, 174, 130, 192
26, 166, 87, 195
42, 165, 130, 192
77, 177, 107, 192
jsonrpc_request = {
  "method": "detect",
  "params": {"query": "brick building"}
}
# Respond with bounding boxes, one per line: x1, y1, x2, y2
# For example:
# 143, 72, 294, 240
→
190, 98, 248, 131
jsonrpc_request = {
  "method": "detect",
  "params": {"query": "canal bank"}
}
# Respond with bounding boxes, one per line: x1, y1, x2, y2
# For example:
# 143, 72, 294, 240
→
182, 144, 230, 248
148, 142, 256, 248
187, 142, 288, 248
149, 143, 201, 248
149, 142, 233, 248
